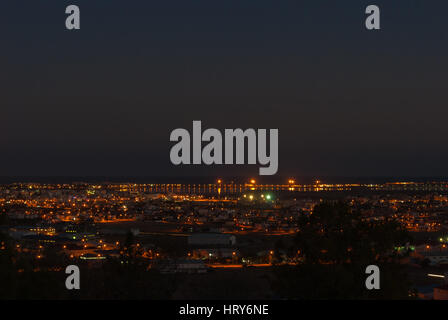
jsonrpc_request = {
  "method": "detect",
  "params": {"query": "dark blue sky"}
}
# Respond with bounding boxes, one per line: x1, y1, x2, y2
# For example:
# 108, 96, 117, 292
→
1, 1, 448, 179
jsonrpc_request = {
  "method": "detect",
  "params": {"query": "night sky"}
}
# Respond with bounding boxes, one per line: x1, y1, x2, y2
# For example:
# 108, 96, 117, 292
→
1, 1, 448, 179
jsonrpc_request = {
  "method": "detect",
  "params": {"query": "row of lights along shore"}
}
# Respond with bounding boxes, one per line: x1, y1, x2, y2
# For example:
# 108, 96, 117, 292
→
216, 178, 321, 185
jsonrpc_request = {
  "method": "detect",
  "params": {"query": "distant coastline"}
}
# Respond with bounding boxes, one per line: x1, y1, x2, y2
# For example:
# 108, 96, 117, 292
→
1, 176, 448, 184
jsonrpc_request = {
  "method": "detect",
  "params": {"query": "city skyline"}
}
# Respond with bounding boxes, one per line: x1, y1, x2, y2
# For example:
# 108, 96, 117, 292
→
1, 179, 448, 299
3, 0, 448, 304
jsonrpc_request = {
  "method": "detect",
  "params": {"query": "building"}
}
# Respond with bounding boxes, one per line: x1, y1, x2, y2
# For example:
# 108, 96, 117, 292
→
413, 244, 448, 266
188, 233, 236, 246
156, 259, 208, 274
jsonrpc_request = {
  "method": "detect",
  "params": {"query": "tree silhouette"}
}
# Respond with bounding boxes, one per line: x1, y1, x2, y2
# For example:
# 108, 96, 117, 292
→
273, 201, 412, 299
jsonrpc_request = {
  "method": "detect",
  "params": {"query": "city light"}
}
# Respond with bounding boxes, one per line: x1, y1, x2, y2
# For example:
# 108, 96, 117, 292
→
2, 180, 448, 299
